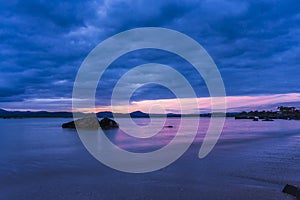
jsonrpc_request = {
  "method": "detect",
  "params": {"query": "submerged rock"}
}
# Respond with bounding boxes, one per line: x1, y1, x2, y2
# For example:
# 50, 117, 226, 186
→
62, 116, 119, 130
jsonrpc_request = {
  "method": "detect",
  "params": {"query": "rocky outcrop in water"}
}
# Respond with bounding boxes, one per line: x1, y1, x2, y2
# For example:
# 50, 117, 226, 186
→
99, 117, 119, 130
62, 117, 118, 130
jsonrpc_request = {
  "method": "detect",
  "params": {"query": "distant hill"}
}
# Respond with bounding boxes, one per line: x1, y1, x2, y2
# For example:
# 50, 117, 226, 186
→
167, 113, 181, 117
130, 111, 150, 118
0, 109, 74, 118
0, 109, 166, 118
96, 111, 113, 118
0, 108, 8, 113
0, 108, 235, 118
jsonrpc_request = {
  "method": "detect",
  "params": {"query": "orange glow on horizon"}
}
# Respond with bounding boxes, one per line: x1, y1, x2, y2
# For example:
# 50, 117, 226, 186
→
70, 93, 300, 114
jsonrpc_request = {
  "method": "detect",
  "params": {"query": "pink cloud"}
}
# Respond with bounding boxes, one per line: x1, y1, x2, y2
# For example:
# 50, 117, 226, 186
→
104, 93, 300, 114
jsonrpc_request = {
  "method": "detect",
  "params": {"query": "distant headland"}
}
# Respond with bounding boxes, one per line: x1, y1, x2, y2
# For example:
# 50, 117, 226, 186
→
0, 109, 194, 118
0, 106, 299, 120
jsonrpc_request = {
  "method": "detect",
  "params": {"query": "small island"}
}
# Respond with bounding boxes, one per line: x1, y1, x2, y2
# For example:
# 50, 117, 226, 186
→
62, 116, 119, 130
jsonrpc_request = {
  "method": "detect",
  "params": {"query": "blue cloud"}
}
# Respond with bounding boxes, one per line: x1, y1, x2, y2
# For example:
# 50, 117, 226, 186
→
0, 0, 299, 111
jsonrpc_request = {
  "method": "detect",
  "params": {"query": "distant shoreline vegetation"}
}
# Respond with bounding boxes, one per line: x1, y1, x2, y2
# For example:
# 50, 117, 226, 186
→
0, 106, 299, 120
0, 109, 212, 119
235, 106, 300, 120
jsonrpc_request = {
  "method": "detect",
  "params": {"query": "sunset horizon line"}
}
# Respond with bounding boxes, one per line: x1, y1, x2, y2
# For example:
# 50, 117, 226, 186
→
1, 93, 300, 114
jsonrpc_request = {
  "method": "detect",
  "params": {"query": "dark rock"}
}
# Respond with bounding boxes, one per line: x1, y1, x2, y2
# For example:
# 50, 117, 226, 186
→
62, 120, 75, 128
262, 117, 274, 121
62, 116, 118, 130
62, 116, 100, 129
282, 184, 300, 199
99, 117, 119, 130
164, 125, 173, 128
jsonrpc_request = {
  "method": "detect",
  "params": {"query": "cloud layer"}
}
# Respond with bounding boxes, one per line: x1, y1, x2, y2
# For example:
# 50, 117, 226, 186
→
1, 0, 300, 111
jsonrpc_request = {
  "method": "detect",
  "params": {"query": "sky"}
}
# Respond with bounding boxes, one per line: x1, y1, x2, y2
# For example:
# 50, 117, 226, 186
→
1, 0, 300, 113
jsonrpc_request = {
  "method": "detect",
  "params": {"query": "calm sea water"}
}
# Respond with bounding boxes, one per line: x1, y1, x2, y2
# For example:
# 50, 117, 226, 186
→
1, 117, 300, 199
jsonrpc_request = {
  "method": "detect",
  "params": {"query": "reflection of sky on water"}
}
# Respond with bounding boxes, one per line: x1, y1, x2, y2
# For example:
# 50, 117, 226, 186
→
103, 118, 300, 153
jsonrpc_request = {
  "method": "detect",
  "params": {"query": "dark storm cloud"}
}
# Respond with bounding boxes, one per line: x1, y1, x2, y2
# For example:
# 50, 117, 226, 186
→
169, 0, 300, 96
0, 0, 97, 105
0, 0, 299, 110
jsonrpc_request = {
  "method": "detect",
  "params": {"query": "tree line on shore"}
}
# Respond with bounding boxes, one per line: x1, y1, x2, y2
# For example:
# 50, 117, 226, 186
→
235, 106, 300, 120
